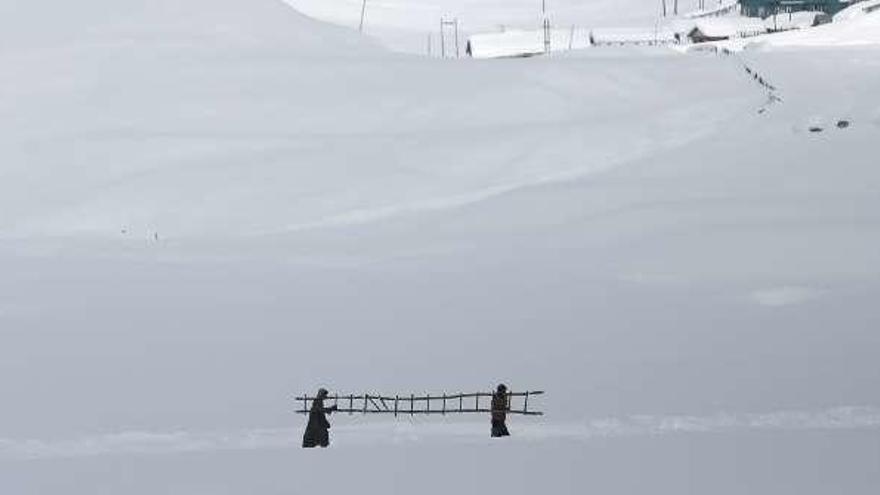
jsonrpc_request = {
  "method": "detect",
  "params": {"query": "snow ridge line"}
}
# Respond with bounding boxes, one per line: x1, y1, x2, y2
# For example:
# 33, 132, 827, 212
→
1, 407, 879, 461
270, 115, 737, 235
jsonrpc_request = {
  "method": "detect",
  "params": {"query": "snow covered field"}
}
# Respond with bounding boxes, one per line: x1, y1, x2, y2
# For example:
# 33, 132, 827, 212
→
284, 0, 662, 52
2, 0, 880, 493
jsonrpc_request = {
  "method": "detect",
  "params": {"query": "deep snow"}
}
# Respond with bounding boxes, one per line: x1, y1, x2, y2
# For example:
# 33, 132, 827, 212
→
284, 0, 664, 52
1, 0, 880, 494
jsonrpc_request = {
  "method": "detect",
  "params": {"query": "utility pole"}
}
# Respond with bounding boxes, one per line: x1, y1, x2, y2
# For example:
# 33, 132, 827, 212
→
455, 18, 460, 58
359, 0, 367, 32
542, 0, 551, 54
440, 19, 445, 57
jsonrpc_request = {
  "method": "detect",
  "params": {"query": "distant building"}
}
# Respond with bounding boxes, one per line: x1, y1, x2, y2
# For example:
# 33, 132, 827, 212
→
589, 27, 678, 46
740, 0, 851, 17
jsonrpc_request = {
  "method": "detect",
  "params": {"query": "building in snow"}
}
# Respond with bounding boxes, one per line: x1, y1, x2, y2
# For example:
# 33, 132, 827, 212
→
589, 27, 678, 46
688, 17, 767, 42
740, 0, 853, 17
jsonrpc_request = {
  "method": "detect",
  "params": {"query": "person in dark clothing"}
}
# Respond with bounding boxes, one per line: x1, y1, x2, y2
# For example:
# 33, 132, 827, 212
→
302, 388, 338, 448
491, 383, 511, 438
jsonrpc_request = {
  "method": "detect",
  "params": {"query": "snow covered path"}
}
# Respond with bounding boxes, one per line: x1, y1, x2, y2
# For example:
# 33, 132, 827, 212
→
3, 406, 880, 461
4, 430, 880, 495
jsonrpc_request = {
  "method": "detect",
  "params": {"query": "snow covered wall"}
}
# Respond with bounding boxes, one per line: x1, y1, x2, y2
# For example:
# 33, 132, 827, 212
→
1, 1, 880, 494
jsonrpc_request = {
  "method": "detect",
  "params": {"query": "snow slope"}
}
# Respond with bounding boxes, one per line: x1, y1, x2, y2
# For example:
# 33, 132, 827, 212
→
284, 0, 663, 52
2, 1, 880, 494
750, 7, 880, 48
835, 0, 880, 21
0, 0, 374, 53
0, 1, 754, 239
699, 6, 880, 51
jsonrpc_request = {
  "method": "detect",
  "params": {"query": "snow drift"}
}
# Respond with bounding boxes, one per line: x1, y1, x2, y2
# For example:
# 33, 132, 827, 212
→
0, 0, 757, 239
2, 1, 880, 494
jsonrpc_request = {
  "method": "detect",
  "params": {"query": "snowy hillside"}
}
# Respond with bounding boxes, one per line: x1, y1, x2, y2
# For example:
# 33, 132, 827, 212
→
2, 1, 880, 494
700, 4, 880, 51
285, 0, 664, 31
755, 6, 880, 48
0, 1, 749, 239
285, 0, 663, 51
0, 0, 375, 53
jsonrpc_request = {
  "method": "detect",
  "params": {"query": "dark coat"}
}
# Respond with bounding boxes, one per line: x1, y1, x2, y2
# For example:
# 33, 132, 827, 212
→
491, 391, 511, 437
491, 392, 509, 423
302, 398, 335, 448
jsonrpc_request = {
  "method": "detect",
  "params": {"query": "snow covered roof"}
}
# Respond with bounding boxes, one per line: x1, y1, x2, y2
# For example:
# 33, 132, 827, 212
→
467, 30, 545, 59
692, 17, 768, 38
590, 27, 677, 44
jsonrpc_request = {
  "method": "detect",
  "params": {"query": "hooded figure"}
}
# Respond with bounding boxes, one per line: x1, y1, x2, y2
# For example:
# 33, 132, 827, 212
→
491, 384, 511, 438
302, 388, 337, 448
